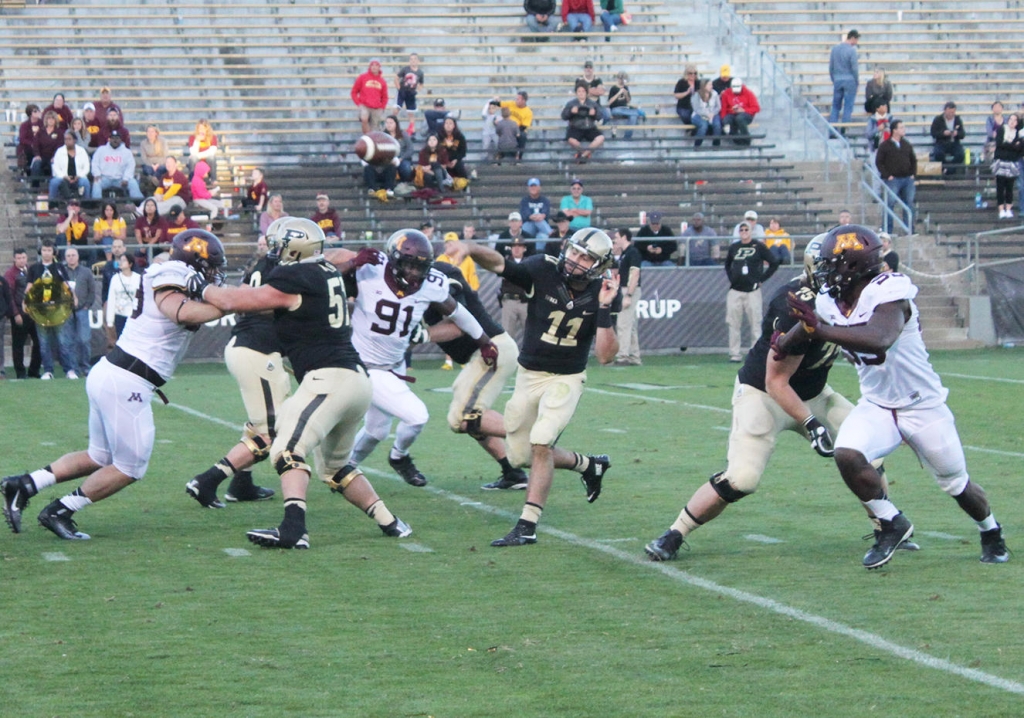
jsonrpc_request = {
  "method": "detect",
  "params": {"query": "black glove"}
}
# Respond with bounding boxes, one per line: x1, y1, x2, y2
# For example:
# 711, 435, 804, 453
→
803, 416, 835, 457
186, 272, 209, 301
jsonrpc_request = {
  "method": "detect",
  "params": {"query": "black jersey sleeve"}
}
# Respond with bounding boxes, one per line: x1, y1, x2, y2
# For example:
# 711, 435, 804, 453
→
266, 263, 315, 296
499, 255, 538, 293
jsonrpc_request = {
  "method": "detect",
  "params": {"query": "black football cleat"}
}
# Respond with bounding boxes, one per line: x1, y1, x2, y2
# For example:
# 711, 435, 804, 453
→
863, 512, 914, 569
580, 454, 610, 503
381, 517, 413, 538
2, 474, 35, 534
980, 525, 1010, 564
490, 521, 537, 547
37, 501, 90, 541
481, 468, 528, 491
645, 529, 685, 561
389, 454, 428, 487
185, 478, 226, 509
246, 526, 310, 549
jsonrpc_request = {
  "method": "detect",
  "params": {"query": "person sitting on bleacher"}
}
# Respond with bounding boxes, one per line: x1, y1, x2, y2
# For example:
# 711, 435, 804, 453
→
188, 119, 218, 179
42, 93, 74, 132
135, 199, 168, 248
711, 65, 732, 95
191, 160, 238, 221
720, 77, 759, 146
692, 80, 722, 147
561, 0, 594, 35
259, 194, 288, 237
165, 205, 200, 241
90, 131, 143, 202
70, 117, 91, 151
609, 72, 645, 140
55, 199, 90, 256
498, 92, 533, 162
49, 130, 92, 203
383, 115, 415, 182
16, 104, 42, 176
92, 202, 128, 259
599, 0, 629, 35
438, 117, 469, 181
577, 61, 611, 125
673, 64, 699, 126
82, 103, 102, 155
241, 167, 269, 213
562, 83, 605, 163
30, 111, 63, 188
416, 134, 451, 191
95, 108, 131, 148
152, 156, 191, 215
310, 193, 342, 238
865, 102, 891, 154
94, 86, 123, 127
523, 0, 558, 34
930, 101, 966, 173
139, 125, 168, 195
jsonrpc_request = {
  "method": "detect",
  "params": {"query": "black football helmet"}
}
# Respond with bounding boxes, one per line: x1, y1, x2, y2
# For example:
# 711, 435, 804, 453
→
170, 229, 226, 283
385, 229, 433, 293
816, 224, 885, 299
558, 228, 614, 282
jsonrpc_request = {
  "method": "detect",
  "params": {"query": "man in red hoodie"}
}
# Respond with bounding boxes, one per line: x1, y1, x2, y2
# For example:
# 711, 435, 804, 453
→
720, 77, 761, 146
351, 59, 389, 135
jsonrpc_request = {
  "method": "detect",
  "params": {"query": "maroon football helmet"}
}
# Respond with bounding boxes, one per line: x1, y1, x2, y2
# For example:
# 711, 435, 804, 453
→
816, 224, 885, 299
170, 229, 227, 283
385, 229, 433, 293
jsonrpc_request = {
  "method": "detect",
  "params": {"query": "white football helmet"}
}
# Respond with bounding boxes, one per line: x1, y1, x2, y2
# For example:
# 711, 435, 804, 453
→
558, 228, 614, 281
276, 218, 325, 265
263, 216, 289, 261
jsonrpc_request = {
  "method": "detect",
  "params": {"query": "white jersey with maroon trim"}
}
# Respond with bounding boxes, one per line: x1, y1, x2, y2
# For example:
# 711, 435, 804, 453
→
351, 256, 450, 367
816, 272, 948, 409
116, 260, 200, 381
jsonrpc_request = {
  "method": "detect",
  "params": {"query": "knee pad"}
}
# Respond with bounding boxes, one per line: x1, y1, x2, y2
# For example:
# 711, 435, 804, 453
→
459, 409, 485, 439
709, 470, 750, 503
241, 423, 272, 463
324, 464, 362, 493
274, 450, 310, 476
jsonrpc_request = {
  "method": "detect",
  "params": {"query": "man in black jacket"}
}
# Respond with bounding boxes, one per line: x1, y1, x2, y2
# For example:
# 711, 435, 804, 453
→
875, 119, 917, 233
0, 272, 13, 379
930, 101, 965, 173
724, 222, 778, 362
524, 0, 558, 33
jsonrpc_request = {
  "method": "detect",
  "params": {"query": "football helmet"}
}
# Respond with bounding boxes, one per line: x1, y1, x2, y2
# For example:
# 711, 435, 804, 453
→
816, 224, 885, 299
802, 233, 828, 292
170, 229, 226, 283
385, 229, 433, 293
558, 228, 614, 282
276, 218, 325, 265
263, 216, 289, 262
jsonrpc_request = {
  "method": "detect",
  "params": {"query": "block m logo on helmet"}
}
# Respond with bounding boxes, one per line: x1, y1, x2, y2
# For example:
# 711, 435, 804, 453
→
183, 236, 209, 259
832, 233, 864, 254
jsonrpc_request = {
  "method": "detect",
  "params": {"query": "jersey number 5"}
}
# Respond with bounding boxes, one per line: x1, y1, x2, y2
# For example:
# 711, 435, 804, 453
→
327, 276, 349, 328
541, 310, 583, 347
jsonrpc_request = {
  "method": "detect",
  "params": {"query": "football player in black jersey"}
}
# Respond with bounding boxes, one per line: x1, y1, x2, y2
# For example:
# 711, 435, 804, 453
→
462, 228, 620, 547
185, 218, 291, 509
422, 261, 528, 490
645, 235, 910, 561
193, 219, 411, 549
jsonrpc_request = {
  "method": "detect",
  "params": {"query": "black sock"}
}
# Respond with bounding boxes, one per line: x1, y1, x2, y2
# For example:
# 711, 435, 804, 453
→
227, 470, 255, 492
195, 459, 235, 489
498, 457, 513, 474
282, 498, 306, 530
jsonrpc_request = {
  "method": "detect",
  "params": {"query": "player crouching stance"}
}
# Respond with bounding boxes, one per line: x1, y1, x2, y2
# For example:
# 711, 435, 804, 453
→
462, 229, 620, 547
780, 224, 1009, 568
194, 219, 410, 548
2, 231, 227, 540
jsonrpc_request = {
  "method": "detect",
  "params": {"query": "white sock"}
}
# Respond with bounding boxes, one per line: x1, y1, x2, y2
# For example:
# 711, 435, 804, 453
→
30, 468, 57, 491
863, 498, 899, 521
976, 514, 998, 532
59, 491, 92, 513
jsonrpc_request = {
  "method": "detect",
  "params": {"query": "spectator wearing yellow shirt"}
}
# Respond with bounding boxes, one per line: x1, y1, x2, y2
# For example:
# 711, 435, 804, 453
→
499, 91, 533, 162
92, 201, 128, 261
763, 217, 792, 264
56, 199, 90, 254
436, 231, 481, 369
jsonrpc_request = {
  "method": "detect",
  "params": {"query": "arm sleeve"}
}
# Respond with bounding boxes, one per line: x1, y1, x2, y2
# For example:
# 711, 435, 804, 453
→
446, 301, 485, 340
499, 258, 535, 292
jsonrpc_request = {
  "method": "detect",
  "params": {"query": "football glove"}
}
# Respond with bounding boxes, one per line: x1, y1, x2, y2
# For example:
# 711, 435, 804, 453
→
351, 247, 382, 269
803, 416, 835, 457
479, 340, 499, 367
787, 292, 819, 334
186, 272, 209, 301
408, 320, 430, 345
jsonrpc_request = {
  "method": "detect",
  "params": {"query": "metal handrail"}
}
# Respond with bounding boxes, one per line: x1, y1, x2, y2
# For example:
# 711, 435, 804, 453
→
970, 224, 1024, 294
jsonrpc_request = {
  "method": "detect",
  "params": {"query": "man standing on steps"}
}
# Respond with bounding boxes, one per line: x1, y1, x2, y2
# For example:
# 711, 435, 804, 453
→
829, 29, 860, 132
875, 119, 916, 234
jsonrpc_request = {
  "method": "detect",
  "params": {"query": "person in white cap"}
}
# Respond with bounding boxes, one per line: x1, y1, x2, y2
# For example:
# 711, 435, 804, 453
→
732, 209, 765, 240
720, 77, 760, 145
495, 211, 536, 258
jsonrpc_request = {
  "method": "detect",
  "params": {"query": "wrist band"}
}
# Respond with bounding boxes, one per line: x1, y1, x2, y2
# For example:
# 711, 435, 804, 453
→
597, 306, 613, 328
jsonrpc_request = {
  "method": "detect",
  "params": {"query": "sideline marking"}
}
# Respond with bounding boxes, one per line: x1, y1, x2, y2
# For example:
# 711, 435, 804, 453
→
223, 548, 251, 557
744, 534, 784, 544
42, 552, 70, 562
920, 531, 964, 541
943, 372, 1024, 385
595, 537, 638, 544
400, 543, 434, 553
611, 383, 702, 391
964, 445, 1024, 459
170, 402, 1024, 697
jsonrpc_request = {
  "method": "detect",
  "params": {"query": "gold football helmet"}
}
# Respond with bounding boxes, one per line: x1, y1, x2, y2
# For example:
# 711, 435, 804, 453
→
276, 218, 326, 265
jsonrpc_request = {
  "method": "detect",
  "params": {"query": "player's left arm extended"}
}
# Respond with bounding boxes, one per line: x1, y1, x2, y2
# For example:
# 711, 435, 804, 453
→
201, 283, 301, 314
154, 287, 225, 326
594, 276, 620, 364
783, 295, 908, 356
323, 247, 360, 273
436, 296, 487, 344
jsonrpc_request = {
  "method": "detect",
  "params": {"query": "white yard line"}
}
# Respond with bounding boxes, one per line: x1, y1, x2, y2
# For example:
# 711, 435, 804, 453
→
963, 445, 1024, 459
169, 401, 1024, 697
942, 372, 1024, 385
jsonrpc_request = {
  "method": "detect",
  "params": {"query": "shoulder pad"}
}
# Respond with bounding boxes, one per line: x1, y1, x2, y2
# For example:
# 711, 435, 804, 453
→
149, 260, 193, 292
862, 272, 917, 305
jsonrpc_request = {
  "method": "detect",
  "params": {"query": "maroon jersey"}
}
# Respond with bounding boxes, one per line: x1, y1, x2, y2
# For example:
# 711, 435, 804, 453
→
310, 209, 342, 236
42, 104, 74, 130
248, 180, 268, 207
18, 119, 41, 148
96, 122, 131, 148
157, 170, 192, 204
32, 128, 63, 166
165, 217, 199, 240
94, 100, 123, 127
135, 215, 169, 245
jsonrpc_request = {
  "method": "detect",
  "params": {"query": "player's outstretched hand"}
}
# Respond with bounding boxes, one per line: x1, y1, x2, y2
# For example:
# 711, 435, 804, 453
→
787, 292, 819, 333
803, 416, 835, 457
352, 247, 382, 269
599, 274, 620, 306
479, 340, 499, 367
186, 272, 209, 301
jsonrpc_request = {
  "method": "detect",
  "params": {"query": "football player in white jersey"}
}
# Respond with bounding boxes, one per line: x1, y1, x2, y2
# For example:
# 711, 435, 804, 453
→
780, 225, 1009, 568
342, 229, 499, 486
2, 230, 227, 541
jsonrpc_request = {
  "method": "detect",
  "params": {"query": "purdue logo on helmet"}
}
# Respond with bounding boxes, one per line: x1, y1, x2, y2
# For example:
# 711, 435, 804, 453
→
170, 229, 226, 283
263, 216, 289, 262
803, 233, 828, 292
385, 229, 433, 293
558, 228, 614, 281
817, 224, 885, 298
276, 218, 325, 265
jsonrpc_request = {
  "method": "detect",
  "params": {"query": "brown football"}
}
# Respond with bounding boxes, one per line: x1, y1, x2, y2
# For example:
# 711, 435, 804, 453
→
354, 131, 400, 166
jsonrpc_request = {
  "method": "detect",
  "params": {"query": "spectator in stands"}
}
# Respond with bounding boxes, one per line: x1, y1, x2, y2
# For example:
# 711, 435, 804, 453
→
423, 98, 455, 136
310, 192, 342, 238
152, 155, 190, 215
70, 116, 91, 150
139, 125, 168, 195
394, 53, 424, 136
985, 101, 1005, 164
461, 223, 478, 242
187, 119, 218, 178
763, 217, 792, 264
90, 132, 143, 202
711, 65, 732, 95
673, 64, 699, 125
563, 83, 606, 163
104, 252, 140, 345
828, 29, 860, 130
96, 108, 130, 148
880, 231, 899, 272
56, 199, 90, 256
494, 106, 520, 165
242, 167, 269, 213
6, 248, 42, 379
42, 93, 74, 131
135, 199, 167, 247
732, 209, 766, 240
30, 111, 63, 187
499, 92, 533, 161
382, 115, 414, 182
94, 86, 122, 127
577, 61, 611, 124
724, 222, 777, 363
82, 102, 102, 155
993, 113, 1023, 220
930, 101, 966, 171
166, 205, 200, 241
613, 228, 642, 366
60, 246, 96, 378
636, 211, 678, 267
864, 67, 893, 115
561, 0, 594, 34
416, 134, 451, 191
544, 211, 573, 256
49, 130, 92, 202
259, 194, 288, 237
99, 238, 126, 320
524, 0, 558, 34
351, 59, 389, 135
681, 211, 719, 266
599, 0, 628, 35
481, 99, 501, 160
519, 178, 552, 239
721, 78, 759, 146
191, 160, 237, 221
437, 232, 480, 290
420, 220, 436, 244
495, 212, 537, 258
692, 79, 723, 147
16, 104, 42, 176
836, 209, 852, 227
560, 178, 593, 230
609, 72, 644, 139
26, 239, 77, 380
875, 119, 917, 233
865, 102, 891, 154
93, 202, 127, 258
439, 117, 469, 180
0, 272, 10, 380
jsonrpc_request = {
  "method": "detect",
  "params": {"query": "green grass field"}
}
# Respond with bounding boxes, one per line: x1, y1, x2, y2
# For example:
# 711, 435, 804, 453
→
2, 350, 1022, 717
